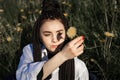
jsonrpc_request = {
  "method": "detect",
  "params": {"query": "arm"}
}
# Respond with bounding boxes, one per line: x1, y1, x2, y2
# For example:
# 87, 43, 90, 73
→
42, 51, 67, 80
16, 45, 46, 80
42, 36, 84, 80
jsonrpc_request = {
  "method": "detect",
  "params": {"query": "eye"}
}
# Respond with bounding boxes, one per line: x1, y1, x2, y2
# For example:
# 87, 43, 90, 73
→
57, 32, 63, 40
44, 34, 51, 36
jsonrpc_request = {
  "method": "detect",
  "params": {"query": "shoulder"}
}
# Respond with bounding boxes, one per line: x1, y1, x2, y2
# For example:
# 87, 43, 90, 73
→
74, 57, 86, 67
74, 57, 89, 80
74, 57, 88, 72
23, 44, 32, 52
22, 43, 33, 57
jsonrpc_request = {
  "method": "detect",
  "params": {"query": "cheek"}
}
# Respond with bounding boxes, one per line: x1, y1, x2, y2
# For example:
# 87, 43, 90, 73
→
41, 37, 51, 48
41, 36, 50, 44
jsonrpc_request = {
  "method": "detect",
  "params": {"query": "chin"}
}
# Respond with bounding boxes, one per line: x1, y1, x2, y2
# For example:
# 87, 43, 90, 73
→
48, 48, 60, 55
48, 48, 56, 52
50, 49, 56, 52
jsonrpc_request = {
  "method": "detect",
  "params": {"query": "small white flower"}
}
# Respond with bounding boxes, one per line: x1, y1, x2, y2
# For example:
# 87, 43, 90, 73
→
0, 9, 4, 13
63, 13, 68, 17
104, 32, 115, 37
16, 27, 23, 32
67, 27, 77, 39
6, 36, 12, 42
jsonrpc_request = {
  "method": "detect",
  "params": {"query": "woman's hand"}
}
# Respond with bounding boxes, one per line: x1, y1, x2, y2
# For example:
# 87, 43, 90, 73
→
61, 36, 84, 60
42, 36, 85, 80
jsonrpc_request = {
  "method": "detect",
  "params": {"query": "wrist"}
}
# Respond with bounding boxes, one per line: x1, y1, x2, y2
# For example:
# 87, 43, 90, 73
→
58, 51, 68, 61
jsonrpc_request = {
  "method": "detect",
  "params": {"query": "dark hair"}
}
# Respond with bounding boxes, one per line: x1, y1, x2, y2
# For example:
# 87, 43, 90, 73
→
32, 0, 75, 80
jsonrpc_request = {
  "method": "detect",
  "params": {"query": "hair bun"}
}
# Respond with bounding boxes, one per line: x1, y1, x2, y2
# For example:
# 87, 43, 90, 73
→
42, 0, 60, 11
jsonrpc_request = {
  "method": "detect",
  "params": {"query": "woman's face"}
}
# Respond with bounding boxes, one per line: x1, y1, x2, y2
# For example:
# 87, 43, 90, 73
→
40, 19, 66, 52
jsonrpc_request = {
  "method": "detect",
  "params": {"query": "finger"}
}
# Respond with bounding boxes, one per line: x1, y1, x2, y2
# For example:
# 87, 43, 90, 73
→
75, 50, 84, 57
77, 44, 84, 52
70, 37, 81, 46
74, 36, 84, 44
78, 50, 84, 55
74, 39, 84, 48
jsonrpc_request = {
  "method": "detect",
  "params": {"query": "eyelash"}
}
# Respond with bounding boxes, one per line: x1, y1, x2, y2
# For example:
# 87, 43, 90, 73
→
58, 32, 63, 35
44, 34, 51, 36
44, 32, 63, 37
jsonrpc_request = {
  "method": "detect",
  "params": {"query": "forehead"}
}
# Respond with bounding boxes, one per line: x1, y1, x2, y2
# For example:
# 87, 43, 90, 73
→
40, 19, 65, 31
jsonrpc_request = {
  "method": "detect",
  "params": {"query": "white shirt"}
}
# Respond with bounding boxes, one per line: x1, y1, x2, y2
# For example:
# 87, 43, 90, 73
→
16, 44, 89, 80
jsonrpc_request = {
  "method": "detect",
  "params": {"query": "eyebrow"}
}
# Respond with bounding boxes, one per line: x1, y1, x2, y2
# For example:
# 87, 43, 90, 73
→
43, 29, 64, 33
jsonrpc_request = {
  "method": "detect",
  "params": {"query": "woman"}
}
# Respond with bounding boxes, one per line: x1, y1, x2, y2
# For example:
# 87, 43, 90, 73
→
16, 0, 89, 80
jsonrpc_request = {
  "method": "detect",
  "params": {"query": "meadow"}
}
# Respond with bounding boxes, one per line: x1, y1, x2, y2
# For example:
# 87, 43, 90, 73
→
0, 0, 120, 80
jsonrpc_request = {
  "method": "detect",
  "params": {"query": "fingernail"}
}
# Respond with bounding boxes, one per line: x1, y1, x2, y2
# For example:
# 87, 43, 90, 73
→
82, 36, 85, 40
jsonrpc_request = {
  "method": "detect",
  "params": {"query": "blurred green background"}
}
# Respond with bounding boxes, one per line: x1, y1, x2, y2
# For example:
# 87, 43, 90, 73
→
0, 0, 120, 80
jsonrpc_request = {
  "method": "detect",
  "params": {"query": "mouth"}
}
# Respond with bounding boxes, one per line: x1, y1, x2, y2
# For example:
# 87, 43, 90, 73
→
49, 42, 65, 53
51, 45, 58, 48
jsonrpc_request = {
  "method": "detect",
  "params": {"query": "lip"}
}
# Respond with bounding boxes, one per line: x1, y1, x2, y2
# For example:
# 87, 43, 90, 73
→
51, 45, 58, 48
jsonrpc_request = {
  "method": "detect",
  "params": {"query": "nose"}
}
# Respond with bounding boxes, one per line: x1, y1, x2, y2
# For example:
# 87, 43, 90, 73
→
52, 35, 58, 43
